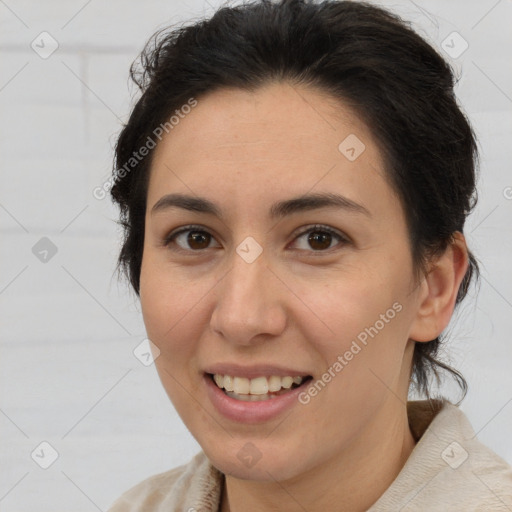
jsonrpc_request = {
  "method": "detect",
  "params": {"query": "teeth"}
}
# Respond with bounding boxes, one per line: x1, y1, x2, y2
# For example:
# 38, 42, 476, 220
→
225, 390, 272, 401
281, 376, 293, 389
249, 376, 268, 395
233, 377, 250, 394
212, 374, 306, 395
224, 375, 234, 392
268, 375, 282, 392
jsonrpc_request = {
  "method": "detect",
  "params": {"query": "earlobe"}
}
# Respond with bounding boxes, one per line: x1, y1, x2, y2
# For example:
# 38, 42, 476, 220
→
409, 232, 469, 343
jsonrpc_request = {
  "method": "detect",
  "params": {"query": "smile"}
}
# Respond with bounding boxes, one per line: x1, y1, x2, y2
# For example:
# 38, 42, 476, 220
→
204, 371, 313, 423
211, 374, 308, 401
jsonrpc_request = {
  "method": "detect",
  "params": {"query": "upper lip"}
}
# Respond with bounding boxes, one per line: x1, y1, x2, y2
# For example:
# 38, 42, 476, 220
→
204, 363, 312, 380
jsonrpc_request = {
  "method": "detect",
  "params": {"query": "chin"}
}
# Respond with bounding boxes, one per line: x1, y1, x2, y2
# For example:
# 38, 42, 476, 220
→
201, 437, 310, 482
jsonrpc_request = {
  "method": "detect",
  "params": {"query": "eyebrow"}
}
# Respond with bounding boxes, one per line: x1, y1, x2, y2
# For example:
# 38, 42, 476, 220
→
150, 191, 371, 219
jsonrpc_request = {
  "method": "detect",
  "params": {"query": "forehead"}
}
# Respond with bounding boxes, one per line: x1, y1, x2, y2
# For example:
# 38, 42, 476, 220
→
147, 82, 394, 216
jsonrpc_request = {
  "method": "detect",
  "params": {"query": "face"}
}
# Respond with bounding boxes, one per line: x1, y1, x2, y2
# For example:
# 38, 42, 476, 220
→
140, 82, 423, 482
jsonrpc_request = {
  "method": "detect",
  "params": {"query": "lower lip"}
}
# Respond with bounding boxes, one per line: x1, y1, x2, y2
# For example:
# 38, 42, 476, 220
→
203, 374, 311, 424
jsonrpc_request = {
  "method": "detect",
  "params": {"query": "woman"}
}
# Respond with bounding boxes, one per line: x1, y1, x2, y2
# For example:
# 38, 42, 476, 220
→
107, 0, 512, 510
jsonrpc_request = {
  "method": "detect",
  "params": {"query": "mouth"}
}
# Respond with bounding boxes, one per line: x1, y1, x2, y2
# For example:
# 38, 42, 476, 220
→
207, 373, 313, 401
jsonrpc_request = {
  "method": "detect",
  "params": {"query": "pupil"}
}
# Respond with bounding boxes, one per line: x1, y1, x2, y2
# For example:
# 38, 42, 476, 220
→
308, 231, 331, 250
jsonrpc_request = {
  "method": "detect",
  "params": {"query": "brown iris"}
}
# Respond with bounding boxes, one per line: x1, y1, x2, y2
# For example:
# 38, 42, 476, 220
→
187, 231, 211, 250
308, 231, 332, 250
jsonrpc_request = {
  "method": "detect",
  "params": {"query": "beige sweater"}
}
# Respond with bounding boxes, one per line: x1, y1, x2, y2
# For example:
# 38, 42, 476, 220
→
107, 400, 512, 511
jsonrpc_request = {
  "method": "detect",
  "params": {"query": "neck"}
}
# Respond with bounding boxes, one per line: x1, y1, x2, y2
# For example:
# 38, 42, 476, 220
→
220, 403, 416, 512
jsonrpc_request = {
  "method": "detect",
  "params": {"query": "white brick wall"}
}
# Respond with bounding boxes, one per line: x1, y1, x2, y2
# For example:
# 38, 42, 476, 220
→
1, 1, 511, 510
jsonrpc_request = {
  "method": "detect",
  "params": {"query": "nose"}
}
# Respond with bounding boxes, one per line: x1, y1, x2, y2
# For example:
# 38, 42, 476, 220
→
210, 249, 287, 345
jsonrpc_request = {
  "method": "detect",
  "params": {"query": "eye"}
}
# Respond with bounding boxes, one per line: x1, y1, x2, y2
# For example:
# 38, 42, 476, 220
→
291, 224, 348, 252
163, 225, 220, 252
163, 224, 349, 254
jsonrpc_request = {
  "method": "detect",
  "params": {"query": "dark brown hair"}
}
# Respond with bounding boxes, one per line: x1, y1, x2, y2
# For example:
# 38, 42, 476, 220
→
110, 0, 479, 402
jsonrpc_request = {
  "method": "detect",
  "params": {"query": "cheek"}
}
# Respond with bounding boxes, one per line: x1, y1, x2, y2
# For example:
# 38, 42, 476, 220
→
139, 255, 209, 359
294, 279, 410, 432
139, 257, 213, 415
293, 265, 412, 402
297, 268, 406, 351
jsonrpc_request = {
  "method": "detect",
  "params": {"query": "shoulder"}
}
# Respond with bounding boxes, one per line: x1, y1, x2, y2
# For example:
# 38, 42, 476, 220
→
434, 401, 512, 510
106, 451, 223, 512
370, 399, 512, 511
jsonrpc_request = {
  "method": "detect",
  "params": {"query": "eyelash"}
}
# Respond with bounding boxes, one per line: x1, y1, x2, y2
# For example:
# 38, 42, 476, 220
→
162, 224, 349, 255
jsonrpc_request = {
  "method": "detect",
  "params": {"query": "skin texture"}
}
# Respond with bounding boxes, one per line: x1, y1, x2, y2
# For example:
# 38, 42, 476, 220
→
139, 81, 469, 512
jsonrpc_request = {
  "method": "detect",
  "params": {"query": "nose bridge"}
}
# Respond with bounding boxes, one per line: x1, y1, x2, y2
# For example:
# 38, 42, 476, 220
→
211, 247, 285, 342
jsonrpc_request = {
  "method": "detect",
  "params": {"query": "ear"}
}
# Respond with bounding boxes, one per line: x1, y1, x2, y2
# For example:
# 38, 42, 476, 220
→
409, 232, 469, 343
